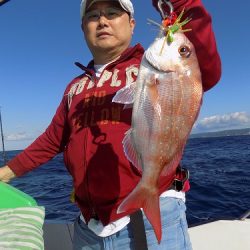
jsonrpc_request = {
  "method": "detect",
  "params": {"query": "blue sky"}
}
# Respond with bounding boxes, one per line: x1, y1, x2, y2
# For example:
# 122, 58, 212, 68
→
1, 0, 250, 150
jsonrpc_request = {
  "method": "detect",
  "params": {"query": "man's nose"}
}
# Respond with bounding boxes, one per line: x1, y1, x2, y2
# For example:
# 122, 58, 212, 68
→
98, 14, 109, 26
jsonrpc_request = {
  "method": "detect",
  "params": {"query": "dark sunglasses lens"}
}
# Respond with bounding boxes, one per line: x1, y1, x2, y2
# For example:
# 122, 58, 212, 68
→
85, 7, 124, 21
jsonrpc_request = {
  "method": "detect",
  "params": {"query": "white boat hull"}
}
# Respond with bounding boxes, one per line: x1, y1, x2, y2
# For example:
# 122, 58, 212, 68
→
189, 219, 250, 250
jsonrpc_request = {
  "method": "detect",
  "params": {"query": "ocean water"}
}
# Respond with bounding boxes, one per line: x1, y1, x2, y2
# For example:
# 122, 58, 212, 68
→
1, 135, 250, 225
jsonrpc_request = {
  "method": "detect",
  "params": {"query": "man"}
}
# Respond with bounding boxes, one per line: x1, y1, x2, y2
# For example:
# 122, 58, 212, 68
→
0, 0, 221, 249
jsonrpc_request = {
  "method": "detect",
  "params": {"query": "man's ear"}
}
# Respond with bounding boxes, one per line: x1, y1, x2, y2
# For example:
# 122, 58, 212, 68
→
81, 20, 84, 32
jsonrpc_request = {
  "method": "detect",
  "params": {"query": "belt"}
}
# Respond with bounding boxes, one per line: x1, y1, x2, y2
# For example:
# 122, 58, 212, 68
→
169, 167, 189, 192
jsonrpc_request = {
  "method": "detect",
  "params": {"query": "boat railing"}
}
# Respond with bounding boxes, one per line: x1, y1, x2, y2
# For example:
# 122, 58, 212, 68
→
0, 107, 7, 165
239, 209, 250, 220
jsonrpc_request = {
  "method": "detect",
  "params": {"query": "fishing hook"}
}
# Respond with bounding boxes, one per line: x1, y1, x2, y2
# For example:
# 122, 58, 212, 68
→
157, 0, 174, 19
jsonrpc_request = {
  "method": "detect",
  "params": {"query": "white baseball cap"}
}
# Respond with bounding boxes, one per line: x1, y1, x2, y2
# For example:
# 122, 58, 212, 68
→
80, 0, 134, 19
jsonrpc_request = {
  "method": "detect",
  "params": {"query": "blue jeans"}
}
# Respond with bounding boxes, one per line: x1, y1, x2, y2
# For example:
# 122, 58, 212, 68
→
73, 197, 192, 250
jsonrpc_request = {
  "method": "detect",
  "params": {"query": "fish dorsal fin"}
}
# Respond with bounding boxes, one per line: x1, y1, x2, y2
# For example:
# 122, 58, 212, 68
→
112, 82, 136, 104
122, 129, 142, 172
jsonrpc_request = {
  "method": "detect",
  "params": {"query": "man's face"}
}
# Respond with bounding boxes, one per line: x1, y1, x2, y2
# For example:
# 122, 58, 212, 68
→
82, 1, 135, 60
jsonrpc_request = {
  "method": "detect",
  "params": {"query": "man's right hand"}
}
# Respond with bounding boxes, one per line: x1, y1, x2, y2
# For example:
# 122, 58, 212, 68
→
0, 165, 16, 182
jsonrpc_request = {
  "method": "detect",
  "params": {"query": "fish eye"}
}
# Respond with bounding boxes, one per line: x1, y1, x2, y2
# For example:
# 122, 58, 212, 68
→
178, 45, 191, 58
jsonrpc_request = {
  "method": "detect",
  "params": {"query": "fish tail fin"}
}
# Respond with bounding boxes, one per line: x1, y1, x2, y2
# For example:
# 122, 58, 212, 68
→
117, 185, 162, 243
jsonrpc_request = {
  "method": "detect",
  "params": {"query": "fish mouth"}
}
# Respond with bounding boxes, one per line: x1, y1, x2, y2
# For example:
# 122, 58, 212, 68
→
143, 58, 174, 74
161, 69, 175, 73
145, 51, 175, 73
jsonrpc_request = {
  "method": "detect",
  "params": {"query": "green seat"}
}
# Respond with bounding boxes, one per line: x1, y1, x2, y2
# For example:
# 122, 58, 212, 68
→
0, 181, 37, 208
0, 182, 45, 249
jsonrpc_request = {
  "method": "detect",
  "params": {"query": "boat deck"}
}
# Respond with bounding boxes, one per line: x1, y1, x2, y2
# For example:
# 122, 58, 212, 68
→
43, 218, 250, 250
189, 218, 250, 250
43, 222, 74, 250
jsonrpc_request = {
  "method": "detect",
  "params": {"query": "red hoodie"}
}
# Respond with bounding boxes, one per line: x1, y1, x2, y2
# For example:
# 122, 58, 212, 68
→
7, 0, 221, 225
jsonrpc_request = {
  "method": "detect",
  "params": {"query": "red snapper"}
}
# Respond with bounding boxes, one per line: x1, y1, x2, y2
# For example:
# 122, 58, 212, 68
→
113, 30, 203, 243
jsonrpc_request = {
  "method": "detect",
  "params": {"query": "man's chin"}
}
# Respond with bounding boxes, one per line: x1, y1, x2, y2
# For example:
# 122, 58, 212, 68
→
95, 43, 118, 52
95, 40, 115, 49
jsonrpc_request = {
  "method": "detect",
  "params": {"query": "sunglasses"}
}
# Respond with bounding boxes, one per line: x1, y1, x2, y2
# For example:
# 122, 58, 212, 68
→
84, 7, 126, 22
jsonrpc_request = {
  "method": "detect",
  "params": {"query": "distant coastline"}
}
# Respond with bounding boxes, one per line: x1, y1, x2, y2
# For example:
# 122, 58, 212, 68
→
3, 128, 250, 152
190, 128, 250, 139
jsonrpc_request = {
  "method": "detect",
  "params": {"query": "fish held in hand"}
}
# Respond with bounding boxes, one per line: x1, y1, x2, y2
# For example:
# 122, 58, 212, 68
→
112, 20, 203, 243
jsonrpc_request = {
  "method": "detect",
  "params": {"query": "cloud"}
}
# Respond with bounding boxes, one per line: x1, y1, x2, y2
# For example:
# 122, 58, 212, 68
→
2, 129, 44, 150
5, 132, 34, 141
192, 112, 250, 133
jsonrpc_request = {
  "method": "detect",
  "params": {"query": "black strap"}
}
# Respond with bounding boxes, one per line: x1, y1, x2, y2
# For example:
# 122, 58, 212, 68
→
130, 210, 148, 250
